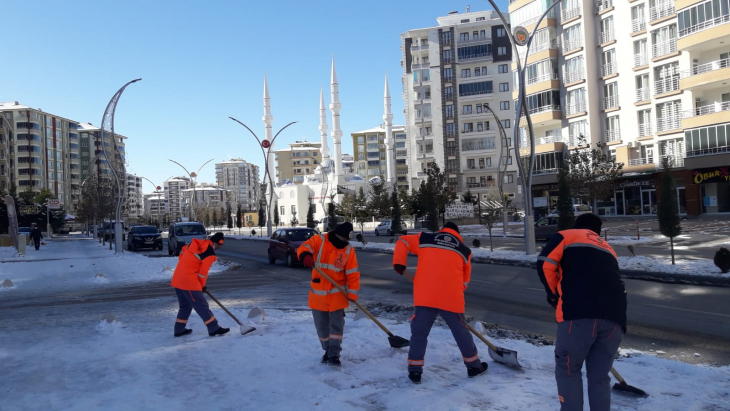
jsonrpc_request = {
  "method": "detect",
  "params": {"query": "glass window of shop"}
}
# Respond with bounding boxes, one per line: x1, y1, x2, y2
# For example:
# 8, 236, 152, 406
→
596, 178, 687, 216
693, 165, 730, 213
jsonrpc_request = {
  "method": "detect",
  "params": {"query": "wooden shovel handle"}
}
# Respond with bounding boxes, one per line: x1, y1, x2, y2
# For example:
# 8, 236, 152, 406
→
403, 271, 498, 352
312, 266, 394, 337
610, 367, 625, 383
205, 290, 242, 326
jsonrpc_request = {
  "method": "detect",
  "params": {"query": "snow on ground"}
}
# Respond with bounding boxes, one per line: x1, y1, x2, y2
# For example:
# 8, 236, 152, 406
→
1, 282, 728, 411
0, 235, 233, 294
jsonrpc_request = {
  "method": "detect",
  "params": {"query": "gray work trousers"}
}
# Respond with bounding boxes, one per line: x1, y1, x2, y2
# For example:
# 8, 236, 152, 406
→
174, 288, 220, 334
408, 306, 481, 373
555, 319, 624, 411
312, 309, 346, 358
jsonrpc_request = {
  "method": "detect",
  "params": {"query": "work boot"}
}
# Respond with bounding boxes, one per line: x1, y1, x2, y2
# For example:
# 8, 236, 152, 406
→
321, 353, 329, 364
174, 329, 192, 338
327, 356, 341, 367
209, 327, 230, 337
408, 372, 422, 384
467, 362, 489, 378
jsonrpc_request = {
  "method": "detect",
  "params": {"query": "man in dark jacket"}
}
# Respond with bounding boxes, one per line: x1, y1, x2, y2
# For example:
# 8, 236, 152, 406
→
30, 224, 43, 250
537, 213, 627, 411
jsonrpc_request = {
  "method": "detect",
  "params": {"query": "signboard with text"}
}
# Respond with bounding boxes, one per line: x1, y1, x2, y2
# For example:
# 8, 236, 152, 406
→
692, 166, 730, 184
445, 202, 475, 218
20, 205, 40, 215
47, 199, 60, 210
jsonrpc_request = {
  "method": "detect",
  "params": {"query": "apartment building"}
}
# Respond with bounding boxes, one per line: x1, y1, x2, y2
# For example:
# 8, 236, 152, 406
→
181, 184, 229, 211
215, 158, 260, 211
351, 125, 409, 188
508, 0, 730, 215
273, 141, 322, 185
124, 174, 144, 221
400, 8, 523, 205
164, 176, 192, 221
143, 193, 168, 222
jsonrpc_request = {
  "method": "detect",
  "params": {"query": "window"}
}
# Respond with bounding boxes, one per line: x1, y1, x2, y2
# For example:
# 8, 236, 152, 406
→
461, 69, 471, 78
463, 123, 474, 133
460, 33, 469, 42
564, 55, 584, 83
476, 104, 483, 114
497, 46, 507, 55
463, 105, 473, 114
477, 122, 484, 132
475, 67, 481, 76
357, 136, 364, 143
473, 31, 479, 39
458, 44, 493, 60
443, 67, 453, 81
500, 101, 510, 110
506, 174, 514, 184
678, 0, 730, 37
499, 82, 509, 92
280, 206, 285, 216
477, 17, 486, 21
461, 19, 470, 23
441, 31, 452, 44
498, 64, 509, 73
421, 69, 430, 81
444, 86, 454, 99
497, 28, 506, 37
445, 105, 454, 118
446, 123, 456, 136
502, 119, 511, 128
458, 81, 493, 96
443, 49, 453, 64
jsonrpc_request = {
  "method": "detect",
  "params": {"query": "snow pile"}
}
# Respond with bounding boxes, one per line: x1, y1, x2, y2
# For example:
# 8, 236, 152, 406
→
618, 256, 729, 277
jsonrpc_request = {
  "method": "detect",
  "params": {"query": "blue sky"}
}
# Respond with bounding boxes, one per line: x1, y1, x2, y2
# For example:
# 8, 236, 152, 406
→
2, 0, 509, 192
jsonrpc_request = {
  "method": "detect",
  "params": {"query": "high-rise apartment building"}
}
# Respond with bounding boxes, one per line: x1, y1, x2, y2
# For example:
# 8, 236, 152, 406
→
351, 125, 409, 188
274, 141, 322, 184
143, 193, 168, 222
215, 158, 260, 211
164, 176, 192, 221
125, 174, 143, 221
400, 9, 523, 204
508, 0, 730, 215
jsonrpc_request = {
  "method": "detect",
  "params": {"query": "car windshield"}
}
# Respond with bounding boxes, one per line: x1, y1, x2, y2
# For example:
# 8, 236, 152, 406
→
287, 230, 316, 242
134, 227, 158, 234
576, 205, 591, 212
176, 225, 206, 236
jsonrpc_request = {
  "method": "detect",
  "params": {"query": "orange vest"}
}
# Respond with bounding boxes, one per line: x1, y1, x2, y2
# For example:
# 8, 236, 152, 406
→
170, 238, 217, 291
393, 228, 472, 313
297, 234, 360, 312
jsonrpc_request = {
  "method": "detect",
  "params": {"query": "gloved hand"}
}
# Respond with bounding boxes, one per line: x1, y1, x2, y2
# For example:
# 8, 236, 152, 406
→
393, 264, 406, 275
547, 293, 559, 308
301, 253, 315, 268
202, 286, 207, 292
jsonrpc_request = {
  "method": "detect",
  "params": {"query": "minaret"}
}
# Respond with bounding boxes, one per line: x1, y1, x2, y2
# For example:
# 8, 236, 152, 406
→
329, 56, 343, 181
262, 73, 275, 231
318, 87, 330, 161
383, 73, 395, 184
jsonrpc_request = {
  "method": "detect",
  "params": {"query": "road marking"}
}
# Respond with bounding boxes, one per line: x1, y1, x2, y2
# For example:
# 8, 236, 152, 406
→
469, 279, 495, 285
526, 287, 544, 292
645, 304, 730, 319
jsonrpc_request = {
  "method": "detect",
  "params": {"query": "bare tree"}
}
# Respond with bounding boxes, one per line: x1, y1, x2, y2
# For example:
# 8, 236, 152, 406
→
564, 136, 624, 210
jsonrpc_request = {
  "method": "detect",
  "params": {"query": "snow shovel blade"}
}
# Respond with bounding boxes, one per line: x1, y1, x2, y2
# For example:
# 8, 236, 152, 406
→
240, 324, 256, 335
487, 346, 522, 368
388, 335, 410, 348
247, 307, 265, 323
612, 381, 648, 398
353, 309, 368, 321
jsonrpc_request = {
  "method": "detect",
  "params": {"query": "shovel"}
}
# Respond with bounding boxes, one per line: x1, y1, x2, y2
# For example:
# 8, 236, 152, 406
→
312, 266, 409, 349
205, 290, 257, 335
611, 367, 648, 397
402, 271, 522, 368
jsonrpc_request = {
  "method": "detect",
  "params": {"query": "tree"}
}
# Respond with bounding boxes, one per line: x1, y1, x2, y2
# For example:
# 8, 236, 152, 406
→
398, 187, 413, 218
462, 189, 477, 206
226, 203, 233, 231
338, 192, 358, 222
258, 203, 267, 230
306, 195, 316, 229
564, 136, 623, 210
410, 182, 427, 223
418, 163, 456, 232
273, 200, 280, 228
556, 164, 575, 230
657, 159, 682, 265
327, 193, 337, 231
390, 186, 402, 236
481, 190, 503, 251
367, 176, 391, 218
219, 206, 226, 228
211, 209, 217, 230
290, 211, 298, 227
354, 187, 370, 233
235, 204, 242, 234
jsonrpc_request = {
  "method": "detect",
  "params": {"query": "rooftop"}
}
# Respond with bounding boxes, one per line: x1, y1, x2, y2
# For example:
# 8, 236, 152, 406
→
0, 101, 79, 124
351, 125, 406, 135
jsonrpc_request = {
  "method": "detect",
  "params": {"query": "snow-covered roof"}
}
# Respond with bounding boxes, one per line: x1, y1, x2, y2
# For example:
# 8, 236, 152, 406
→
0, 101, 79, 124
351, 125, 406, 135
77, 122, 129, 139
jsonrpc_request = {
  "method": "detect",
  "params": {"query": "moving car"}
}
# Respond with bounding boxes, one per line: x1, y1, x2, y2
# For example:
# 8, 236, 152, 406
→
547, 204, 592, 217
374, 220, 407, 236
168, 222, 207, 256
127, 225, 163, 251
534, 217, 559, 241
268, 227, 318, 267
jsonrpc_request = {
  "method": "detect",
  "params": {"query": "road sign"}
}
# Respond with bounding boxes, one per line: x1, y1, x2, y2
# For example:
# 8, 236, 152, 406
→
261, 140, 271, 148
20, 205, 40, 214
513, 26, 529, 46
47, 199, 60, 210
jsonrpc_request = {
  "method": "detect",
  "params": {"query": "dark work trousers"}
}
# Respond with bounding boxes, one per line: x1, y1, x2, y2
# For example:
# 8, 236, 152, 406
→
555, 318, 624, 411
312, 309, 346, 358
34, 241, 40, 250
174, 288, 220, 335
407, 306, 481, 373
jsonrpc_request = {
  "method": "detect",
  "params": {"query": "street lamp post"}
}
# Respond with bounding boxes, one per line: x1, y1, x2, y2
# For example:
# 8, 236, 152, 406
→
229, 117, 297, 237
140, 176, 165, 228
167, 159, 214, 222
486, 0, 562, 255
483, 104, 513, 236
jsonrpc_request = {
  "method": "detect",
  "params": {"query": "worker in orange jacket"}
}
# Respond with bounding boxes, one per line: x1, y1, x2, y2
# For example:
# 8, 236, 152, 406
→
393, 222, 488, 384
170, 232, 230, 338
297, 222, 360, 367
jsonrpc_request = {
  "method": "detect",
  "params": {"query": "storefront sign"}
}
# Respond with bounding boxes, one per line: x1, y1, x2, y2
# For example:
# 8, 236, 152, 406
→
532, 183, 559, 191
692, 166, 730, 184
618, 179, 655, 189
445, 202, 474, 218
533, 197, 548, 208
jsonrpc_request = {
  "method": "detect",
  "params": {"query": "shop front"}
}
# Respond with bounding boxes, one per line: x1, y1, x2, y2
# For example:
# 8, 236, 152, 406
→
531, 182, 559, 219
692, 165, 730, 213
598, 174, 691, 217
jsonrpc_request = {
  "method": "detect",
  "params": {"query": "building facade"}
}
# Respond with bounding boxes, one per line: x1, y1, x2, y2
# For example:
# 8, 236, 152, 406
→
143, 193, 168, 223
215, 158, 260, 211
124, 174, 143, 221
164, 176, 192, 221
181, 184, 229, 212
400, 9, 523, 206
274, 141, 322, 185
351, 125, 409, 189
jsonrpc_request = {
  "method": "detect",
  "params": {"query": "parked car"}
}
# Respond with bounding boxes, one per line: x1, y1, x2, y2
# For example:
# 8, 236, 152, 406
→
547, 204, 592, 217
168, 222, 207, 256
318, 216, 345, 232
374, 220, 407, 236
268, 227, 318, 267
534, 217, 559, 241
103, 221, 126, 241
127, 225, 163, 251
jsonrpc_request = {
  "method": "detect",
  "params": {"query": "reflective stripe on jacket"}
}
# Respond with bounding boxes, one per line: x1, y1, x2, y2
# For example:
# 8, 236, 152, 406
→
393, 228, 472, 313
297, 234, 360, 312
537, 228, 628, 332
170, 238, 217, 291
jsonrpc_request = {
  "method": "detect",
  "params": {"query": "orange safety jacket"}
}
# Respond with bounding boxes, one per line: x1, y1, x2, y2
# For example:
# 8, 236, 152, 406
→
393, 228, 472, 313
297, 233, 360, 312
170, 238, 217, 291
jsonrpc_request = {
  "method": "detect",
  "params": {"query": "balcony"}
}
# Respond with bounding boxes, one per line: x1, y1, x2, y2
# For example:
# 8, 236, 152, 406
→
564, 69, 585, 84
462, 144, 497, 152
534, 167, 561, 175
459, 36, 491, 45
519, 40, 559, 59
463, 165, 497, 173
527, 72, 560, 86
443, 75, 454, 82
601, 61, 617, 77
636, 87, 650, 102
459, 89, 494, 98
679, 14, 730, 38
603, 95, 619, 110
599, 29, 615, 45
686, 145, 730, 157
680, 57, 730, 90
651, 39, 677, 59
467, 181, 497, 189
596, 0, 613, 13
654, 77, 680, 96
459, 53, 493, 63
566, 100, 587, 116
627, 157, 655, 166
638, 123, 653, 137
634, 53, 648, 68
536, 135, 566, 145
657, 116, 682, 132
605, 129, 621, 142
563, 36, 583, 53
682, 101, 730, 129
562, 6, 581, 21
528, 104, 561, 115
411, 43, 429, 51
656, 155, 684, 168
632, 18, 646, 33
649, 3, 674, 22
568, 133, 590, 147
445, 148, 459, 156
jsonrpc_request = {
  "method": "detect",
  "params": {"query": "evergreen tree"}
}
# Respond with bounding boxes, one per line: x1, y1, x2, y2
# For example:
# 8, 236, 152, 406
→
390, 186, 402, 235
367, 176, 390, 218
327, 194, 337, 231
306, 195, 316, 229
273, 200, 280, 228
258, 203, 267, 230
556, 164, 575, 230
658, 159, 682, 265
204, 209, 211, 228
354, 187, 370, 233
211, 209, 218, 229
226, 203, 233, 230
220, 206, 226, 228
235, 204, 242, 234
564, 136, 624, 209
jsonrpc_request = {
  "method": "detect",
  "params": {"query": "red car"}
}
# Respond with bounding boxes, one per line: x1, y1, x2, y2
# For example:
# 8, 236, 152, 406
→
268, 227, 318, 267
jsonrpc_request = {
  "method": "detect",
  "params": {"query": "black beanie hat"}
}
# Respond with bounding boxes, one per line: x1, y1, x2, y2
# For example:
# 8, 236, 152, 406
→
443, 221, 460, 234
573, 213, 602, 234
210, 232, 225, 244
333, 222, 354, 239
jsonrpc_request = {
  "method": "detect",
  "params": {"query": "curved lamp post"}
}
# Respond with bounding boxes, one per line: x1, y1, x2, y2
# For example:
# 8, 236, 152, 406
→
229, 117, 297, 237
486, 0, 562, 254
167, 159, 214, 222
99, 78, 141, 254
483, 103, 513, 236
140, 176, 166, 228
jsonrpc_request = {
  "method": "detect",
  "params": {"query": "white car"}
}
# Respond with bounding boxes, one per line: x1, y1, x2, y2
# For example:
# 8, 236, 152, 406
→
548, 204, 592, 217
374, 220, 407, 236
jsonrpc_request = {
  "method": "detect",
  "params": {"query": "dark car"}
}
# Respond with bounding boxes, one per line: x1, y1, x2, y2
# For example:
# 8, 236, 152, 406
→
534, 217, 559, 241
127, 225, 163, 251
268, 227, 318, 267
